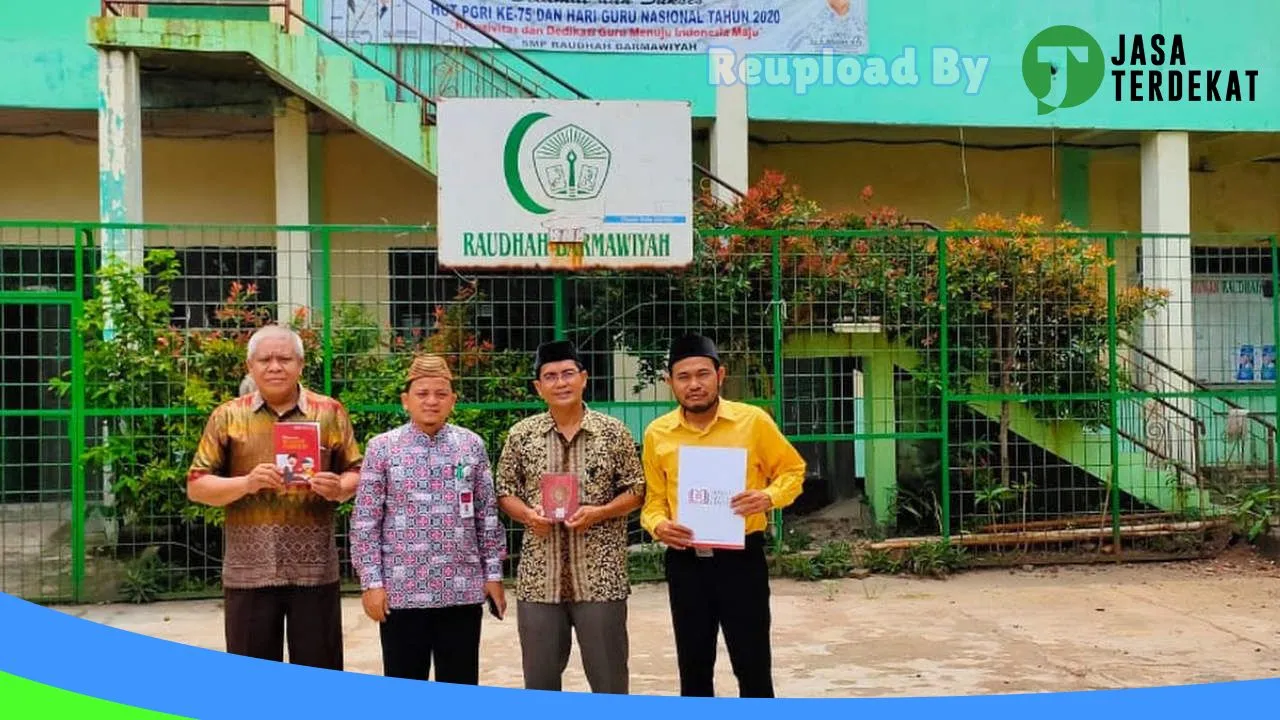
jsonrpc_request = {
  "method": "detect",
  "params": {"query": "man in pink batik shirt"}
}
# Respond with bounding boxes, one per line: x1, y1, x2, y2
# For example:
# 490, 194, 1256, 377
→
351, 354, 507, 684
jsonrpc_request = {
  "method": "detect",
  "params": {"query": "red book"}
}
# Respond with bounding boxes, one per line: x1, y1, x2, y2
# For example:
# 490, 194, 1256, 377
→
274, 422, 321, 487
540, 473, 580, 522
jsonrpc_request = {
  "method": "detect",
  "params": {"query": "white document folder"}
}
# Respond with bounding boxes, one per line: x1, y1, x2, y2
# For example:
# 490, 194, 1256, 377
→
675, 445, 748, 549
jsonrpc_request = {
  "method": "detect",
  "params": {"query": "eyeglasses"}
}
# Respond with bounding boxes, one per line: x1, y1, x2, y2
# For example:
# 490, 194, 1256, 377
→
539, 368, 581, 384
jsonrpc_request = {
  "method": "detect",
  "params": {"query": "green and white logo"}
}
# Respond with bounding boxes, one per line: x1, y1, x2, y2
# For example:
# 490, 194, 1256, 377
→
533, 124, 611, 201
503, 111, 612, 215
1022, 25, 1105, 115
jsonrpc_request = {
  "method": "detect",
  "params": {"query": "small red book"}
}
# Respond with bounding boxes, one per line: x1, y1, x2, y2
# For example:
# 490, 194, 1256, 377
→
540, 473, 580, 522
274, 422, 321, 486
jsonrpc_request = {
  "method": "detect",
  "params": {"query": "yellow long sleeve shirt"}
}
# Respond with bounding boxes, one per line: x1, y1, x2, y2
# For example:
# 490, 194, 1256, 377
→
640, 398, 807, 538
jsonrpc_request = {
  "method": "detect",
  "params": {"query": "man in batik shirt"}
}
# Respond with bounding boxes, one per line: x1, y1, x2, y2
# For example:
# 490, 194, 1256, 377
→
351, 354, 507, 685
188, 324, 363, 670
495, 339, 646, 694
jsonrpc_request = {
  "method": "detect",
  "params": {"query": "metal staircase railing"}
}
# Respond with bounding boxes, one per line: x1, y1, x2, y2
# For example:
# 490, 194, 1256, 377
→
102, 0, 440, 123
322, 0, 574, 109
1117, 336, 1277, 486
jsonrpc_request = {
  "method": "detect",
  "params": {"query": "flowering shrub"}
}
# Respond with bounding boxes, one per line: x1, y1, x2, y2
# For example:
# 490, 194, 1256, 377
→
576, 170, 1168, 488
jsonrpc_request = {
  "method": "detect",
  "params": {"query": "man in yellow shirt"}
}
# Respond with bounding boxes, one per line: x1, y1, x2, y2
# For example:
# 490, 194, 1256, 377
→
640, 333, 806, 698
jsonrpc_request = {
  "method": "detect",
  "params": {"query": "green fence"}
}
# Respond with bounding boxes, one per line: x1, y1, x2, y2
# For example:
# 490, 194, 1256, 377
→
1, 221, 1276, 603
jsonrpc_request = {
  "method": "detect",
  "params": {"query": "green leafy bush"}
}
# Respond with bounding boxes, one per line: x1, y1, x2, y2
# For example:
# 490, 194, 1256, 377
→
573, 172, 1170, 535
55, 251, 537, 592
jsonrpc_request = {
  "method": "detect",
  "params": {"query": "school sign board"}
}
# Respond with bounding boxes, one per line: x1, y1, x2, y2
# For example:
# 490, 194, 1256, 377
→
436, 98, 693, 270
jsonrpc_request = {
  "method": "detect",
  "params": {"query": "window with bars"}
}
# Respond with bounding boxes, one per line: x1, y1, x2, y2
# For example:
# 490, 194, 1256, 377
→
1192, 246, 1273, 276
0, 247, 77, 293
388, 248, 451, 339
387, 248, 553, 354
387, 249, 618, 399
156, 247, 278, 329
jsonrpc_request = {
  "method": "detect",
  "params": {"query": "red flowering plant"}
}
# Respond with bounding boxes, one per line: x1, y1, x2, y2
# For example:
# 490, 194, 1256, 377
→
573, 171, 1168, 486
573, 170, 917, 396
333, 285, 534, 452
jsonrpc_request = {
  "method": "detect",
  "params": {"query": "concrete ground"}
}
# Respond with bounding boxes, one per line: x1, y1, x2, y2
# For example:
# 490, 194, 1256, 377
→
54, 547, 1280, 698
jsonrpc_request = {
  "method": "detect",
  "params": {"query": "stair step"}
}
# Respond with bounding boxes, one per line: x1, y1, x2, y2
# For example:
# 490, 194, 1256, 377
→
353, 78, 389, 104
315, 35, 348, 57
318, 55, 356, 117
421, 125, 436, 174
349, 54, 393, 85
388, 100, 425, 159
274, 33, 320, 91
351, 79, 394, 141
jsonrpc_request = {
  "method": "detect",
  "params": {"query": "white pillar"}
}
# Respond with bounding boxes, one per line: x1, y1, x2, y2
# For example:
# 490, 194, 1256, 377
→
710, 82, 748, 203
96, 47, 145, 543
98, 48, 144, 269
274, 95, 312, 322
1139, 131, 1197, 476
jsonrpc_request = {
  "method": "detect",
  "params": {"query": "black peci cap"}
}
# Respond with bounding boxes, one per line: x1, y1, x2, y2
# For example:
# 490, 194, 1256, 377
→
667, 333, 720, 371
533, 339, 583, 377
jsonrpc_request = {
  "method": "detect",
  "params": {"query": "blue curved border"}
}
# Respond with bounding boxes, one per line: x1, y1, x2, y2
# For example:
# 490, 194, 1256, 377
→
0, 591, 1276, 718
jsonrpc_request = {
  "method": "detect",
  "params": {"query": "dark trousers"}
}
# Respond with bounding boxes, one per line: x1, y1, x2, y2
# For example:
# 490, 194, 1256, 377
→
223, 582, 343, 670
516, 600, 630, 694
379, 604, 484, 684
664, 532, 773, 698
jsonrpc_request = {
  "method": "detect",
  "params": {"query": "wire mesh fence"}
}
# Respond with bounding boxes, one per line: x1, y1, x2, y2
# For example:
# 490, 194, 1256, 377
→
0, 221, 1275, 603
0, 225, 87, 602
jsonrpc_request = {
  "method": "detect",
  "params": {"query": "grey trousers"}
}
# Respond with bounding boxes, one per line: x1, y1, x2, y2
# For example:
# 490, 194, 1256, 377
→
516, 599, 629, 694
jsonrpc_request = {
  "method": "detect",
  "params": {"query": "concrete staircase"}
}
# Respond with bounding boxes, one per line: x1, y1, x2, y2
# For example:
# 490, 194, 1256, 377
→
964, 394, 1212, 515
91, 16, 437, 175
784, 330, 1223, 519
90, 5, 555, 179
916, 350, 1220, 516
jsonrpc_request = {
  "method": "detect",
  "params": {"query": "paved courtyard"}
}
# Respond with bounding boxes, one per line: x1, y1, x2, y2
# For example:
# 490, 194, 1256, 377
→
55, 548, 1280, 698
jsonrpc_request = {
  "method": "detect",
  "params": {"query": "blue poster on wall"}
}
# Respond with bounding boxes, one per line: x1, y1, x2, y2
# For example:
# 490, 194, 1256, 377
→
1263, 346, 1277, 381
1237, 344, 1256, 381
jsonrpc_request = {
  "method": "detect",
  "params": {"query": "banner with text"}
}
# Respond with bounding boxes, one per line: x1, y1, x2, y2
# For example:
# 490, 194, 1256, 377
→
1191, 274, 1276, 384
436, 98, 693, 270
326, 0, 869, 54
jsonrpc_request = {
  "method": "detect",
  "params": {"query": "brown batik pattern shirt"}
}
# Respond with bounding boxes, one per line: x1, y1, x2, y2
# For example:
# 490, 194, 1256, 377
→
495, 406, 645, 604
187, 386, 363, 590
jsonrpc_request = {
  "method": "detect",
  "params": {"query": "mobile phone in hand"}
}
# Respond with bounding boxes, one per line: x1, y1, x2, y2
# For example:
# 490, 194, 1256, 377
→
486, 595, 503, 620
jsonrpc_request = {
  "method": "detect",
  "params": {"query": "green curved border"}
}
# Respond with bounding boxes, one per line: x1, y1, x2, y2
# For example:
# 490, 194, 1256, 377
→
0, 671, 190, 719
503, 111, 553, 215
